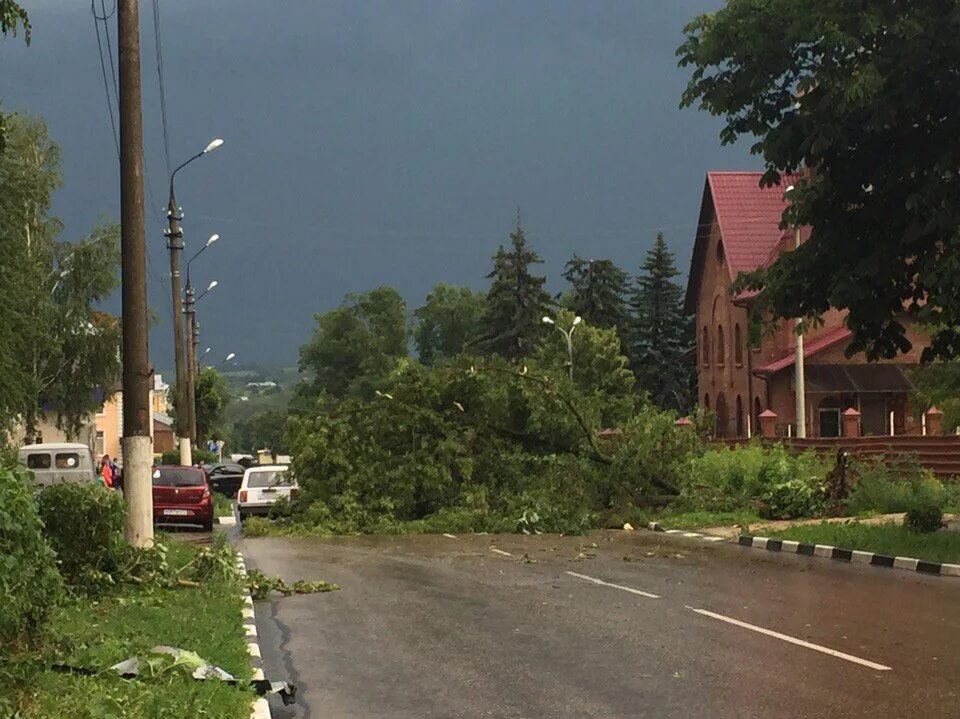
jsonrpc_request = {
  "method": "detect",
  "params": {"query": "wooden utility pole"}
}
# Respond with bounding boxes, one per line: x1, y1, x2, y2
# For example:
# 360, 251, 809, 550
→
118, 0, 154, 547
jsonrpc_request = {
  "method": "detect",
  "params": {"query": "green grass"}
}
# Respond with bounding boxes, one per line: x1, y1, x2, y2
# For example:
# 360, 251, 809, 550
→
767, 521, 960, 565
2, 541, 253, 718
213, 492, 234, 519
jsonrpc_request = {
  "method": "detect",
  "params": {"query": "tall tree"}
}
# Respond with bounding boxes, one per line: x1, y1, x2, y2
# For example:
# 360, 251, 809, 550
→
628, 233, 694, 411
679, 1, 960, 361
479, 225, 551, 359
0, 2, 29, 153
169, 367, 229, 443
298, 286, 408, 401
0, 113, 121, 437
413, 284, 485, 365
562, 255, 629, 332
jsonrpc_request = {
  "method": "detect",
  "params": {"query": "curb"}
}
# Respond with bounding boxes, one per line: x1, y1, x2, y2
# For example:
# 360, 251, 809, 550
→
235, 553, 271, 719
737, 534, 960, 577
646, 521, 960, 579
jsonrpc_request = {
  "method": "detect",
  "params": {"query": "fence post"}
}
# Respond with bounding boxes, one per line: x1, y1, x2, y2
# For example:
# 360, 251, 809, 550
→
842, 407, 861, 438
925, 407, 944, 437
759, 409, 778, 438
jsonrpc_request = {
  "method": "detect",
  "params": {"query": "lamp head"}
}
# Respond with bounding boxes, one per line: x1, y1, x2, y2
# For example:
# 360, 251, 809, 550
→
542, 316, 555, 325
573, 316, 583, 326
206, 280, 218, 292
206, 234, 219, 247
203, 138, 224, 154
225, 352, 236, 361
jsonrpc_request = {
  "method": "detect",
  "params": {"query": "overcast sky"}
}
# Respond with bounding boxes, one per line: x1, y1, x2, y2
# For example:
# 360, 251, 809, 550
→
1, 0, 751, 368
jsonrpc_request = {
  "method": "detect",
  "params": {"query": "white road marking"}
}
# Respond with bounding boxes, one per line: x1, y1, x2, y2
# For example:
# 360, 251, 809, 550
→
703, 536, 725, 542
686, 606, 892, 671
218, 515, 236, 525
565, 571, 661, 599
490, 548, 513, 557
442, 533, 457, 539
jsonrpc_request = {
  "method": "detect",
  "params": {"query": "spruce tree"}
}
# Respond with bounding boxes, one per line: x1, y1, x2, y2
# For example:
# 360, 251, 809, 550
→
562, 255, 629, 332
628, 232, 695, 411
480, 225, 551, 359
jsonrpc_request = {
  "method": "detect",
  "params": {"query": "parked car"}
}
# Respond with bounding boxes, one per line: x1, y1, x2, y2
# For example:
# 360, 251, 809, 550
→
237, 465, 297, 520
152, 465, 214, 531
18, 443, 97, 489
204, 462, 246, 498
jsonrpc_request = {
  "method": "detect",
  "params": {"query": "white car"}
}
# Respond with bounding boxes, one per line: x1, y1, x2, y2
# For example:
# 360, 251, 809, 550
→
237, 465, 298, 520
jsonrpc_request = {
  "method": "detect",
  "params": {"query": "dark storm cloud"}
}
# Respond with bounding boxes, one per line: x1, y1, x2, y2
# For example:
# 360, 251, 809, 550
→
0, 0, 748, 366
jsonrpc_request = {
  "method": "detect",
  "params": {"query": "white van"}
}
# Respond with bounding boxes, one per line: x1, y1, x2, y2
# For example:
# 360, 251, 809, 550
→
18, 442, 97, 489
237, 465, 298, 520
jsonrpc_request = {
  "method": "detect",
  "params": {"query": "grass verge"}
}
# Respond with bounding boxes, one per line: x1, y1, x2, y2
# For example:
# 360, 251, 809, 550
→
766, 521, 960, 565
1, 539, 253, 718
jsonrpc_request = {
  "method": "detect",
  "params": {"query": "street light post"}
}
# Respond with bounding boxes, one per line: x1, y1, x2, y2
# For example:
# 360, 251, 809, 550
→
542, 315, 582, 382
183, 235, 218, 446
166, 139, 223, 466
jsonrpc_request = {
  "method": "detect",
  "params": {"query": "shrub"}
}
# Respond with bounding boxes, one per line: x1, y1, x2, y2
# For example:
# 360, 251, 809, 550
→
845, 456, 944, 515
0, 457, 65, 647
905, 505, 944, 533
36, 482, 126, 588
680, 443, 829, 519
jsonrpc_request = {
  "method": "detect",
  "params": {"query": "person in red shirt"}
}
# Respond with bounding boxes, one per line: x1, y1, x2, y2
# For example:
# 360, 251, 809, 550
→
98, 454, 114, 488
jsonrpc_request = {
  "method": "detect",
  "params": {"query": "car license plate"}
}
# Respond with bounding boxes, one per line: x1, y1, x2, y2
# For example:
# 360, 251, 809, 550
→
163, 509, 189, 516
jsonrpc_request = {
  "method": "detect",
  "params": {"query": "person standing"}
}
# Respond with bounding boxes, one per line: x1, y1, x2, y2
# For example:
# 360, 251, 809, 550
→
99, 454, 114, 488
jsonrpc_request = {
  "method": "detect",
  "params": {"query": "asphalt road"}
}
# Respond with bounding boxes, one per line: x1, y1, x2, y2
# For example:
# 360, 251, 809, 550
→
239, 531, 960, 718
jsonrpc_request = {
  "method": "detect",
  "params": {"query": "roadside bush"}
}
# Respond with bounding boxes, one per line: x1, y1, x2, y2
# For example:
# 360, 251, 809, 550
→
0, 453, 65, 648
904, 505, 944, 533
36, 482, 126, 588
845, 456, 944, 515
680, 443, 829, 519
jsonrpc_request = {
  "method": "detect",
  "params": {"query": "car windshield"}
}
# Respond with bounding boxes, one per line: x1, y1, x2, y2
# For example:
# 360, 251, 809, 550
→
154, 467, 205, 487
247, 470, 293, 488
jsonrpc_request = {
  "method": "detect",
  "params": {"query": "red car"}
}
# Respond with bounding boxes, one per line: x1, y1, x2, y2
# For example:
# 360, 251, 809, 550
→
152, 465, 214, 531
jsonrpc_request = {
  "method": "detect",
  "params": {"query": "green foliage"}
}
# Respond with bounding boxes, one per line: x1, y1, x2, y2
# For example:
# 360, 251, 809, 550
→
0, 113, 120, 438
627, 232, 694, 412
479, 225, 552, 359
245, 569, 339, 600
679, 1, 960, 360
413, 283, 486, 365
159, 447, 218, 465
168, 367, 230, 441
909, 362, 960, 434
231, 408, 289, 454
0, 457, 64, 647
35, 483, 126, 589
680, 443, 830, 519
904, 505, 944, 534
844, 456, 944, 515
297, 286, 408, 400
561, 256, 629, 332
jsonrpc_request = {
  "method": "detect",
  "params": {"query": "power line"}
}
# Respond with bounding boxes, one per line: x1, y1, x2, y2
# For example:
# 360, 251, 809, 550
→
91, 1, 119, 160
100, 0, 120, 119
151, 0, 172, 178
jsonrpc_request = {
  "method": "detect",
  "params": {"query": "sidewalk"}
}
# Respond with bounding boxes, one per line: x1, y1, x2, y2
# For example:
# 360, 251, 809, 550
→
697, 513, 960, 539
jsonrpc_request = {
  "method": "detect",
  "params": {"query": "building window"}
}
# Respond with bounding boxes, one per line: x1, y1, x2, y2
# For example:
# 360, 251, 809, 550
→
95, 430, 105, 456
704, 394, 711, 411
735, 395, 744, 437
715, 393, 729, 437
702, 326, 710, 366
717, 325, 725, 366
734, 323, 743, 366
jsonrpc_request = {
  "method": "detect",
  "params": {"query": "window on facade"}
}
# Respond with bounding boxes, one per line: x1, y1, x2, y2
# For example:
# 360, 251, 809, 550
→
735, 395, 744, 437
717, 325, 726, 366
734, 324, 743, 366
95, 431, 105, 456
702, 326, 709, 366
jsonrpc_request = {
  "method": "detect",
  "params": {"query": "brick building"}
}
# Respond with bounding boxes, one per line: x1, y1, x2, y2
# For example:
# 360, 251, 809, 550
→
685, 171, 928, 438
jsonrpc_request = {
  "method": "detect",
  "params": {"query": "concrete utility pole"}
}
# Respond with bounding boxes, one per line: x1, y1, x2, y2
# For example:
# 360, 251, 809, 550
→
118, 0, 154, 547
794, 225, 807, 438
183, 285, 197, 444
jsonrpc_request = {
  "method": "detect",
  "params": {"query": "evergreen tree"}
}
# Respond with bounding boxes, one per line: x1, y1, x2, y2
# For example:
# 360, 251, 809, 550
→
479, 225, 551, 359
628, 232, 694, 411
562, 255, 629, 331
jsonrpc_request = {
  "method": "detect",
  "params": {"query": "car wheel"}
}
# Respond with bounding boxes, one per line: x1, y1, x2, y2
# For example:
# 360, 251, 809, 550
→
238, 510, 247, 521
201, 518, 214, 532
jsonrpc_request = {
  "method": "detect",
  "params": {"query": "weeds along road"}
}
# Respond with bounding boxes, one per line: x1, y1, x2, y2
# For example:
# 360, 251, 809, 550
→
240, 531, 960, 719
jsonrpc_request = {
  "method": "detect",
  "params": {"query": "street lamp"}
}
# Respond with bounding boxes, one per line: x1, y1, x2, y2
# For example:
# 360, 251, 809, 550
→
542, 314, 582, 381
213, 352, 236, 369
183, 234, 220, 446
166, 137, 224, 467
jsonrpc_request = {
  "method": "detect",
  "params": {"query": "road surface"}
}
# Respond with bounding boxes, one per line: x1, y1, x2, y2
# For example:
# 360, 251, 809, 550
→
239, 530, 960, 718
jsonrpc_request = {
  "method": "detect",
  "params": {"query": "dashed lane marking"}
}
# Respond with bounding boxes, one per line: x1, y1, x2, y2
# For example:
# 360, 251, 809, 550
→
686, 606, 892, 672
565, 571, 661, 599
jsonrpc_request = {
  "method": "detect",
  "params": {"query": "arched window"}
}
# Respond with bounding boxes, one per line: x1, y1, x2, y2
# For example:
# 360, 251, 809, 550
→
717, 325, 726, 366
715, 393, 729, 437
736, 395, 744, 437
702, 326, 710, 366
734, 323, 743, 366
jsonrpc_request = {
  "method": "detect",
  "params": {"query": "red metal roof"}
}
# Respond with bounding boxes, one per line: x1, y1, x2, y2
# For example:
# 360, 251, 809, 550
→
707, 171, 800, 279
755, 326, 852, 374
684, 171, 802, 314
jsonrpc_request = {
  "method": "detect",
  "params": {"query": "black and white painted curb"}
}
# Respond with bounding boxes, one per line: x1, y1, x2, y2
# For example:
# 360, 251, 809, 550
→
235, 553, 270, 719
646, 520, 960, 578
737, 534, 960, 577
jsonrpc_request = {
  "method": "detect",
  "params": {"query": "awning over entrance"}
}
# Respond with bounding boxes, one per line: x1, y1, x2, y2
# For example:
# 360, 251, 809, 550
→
803, 364, 915, 394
